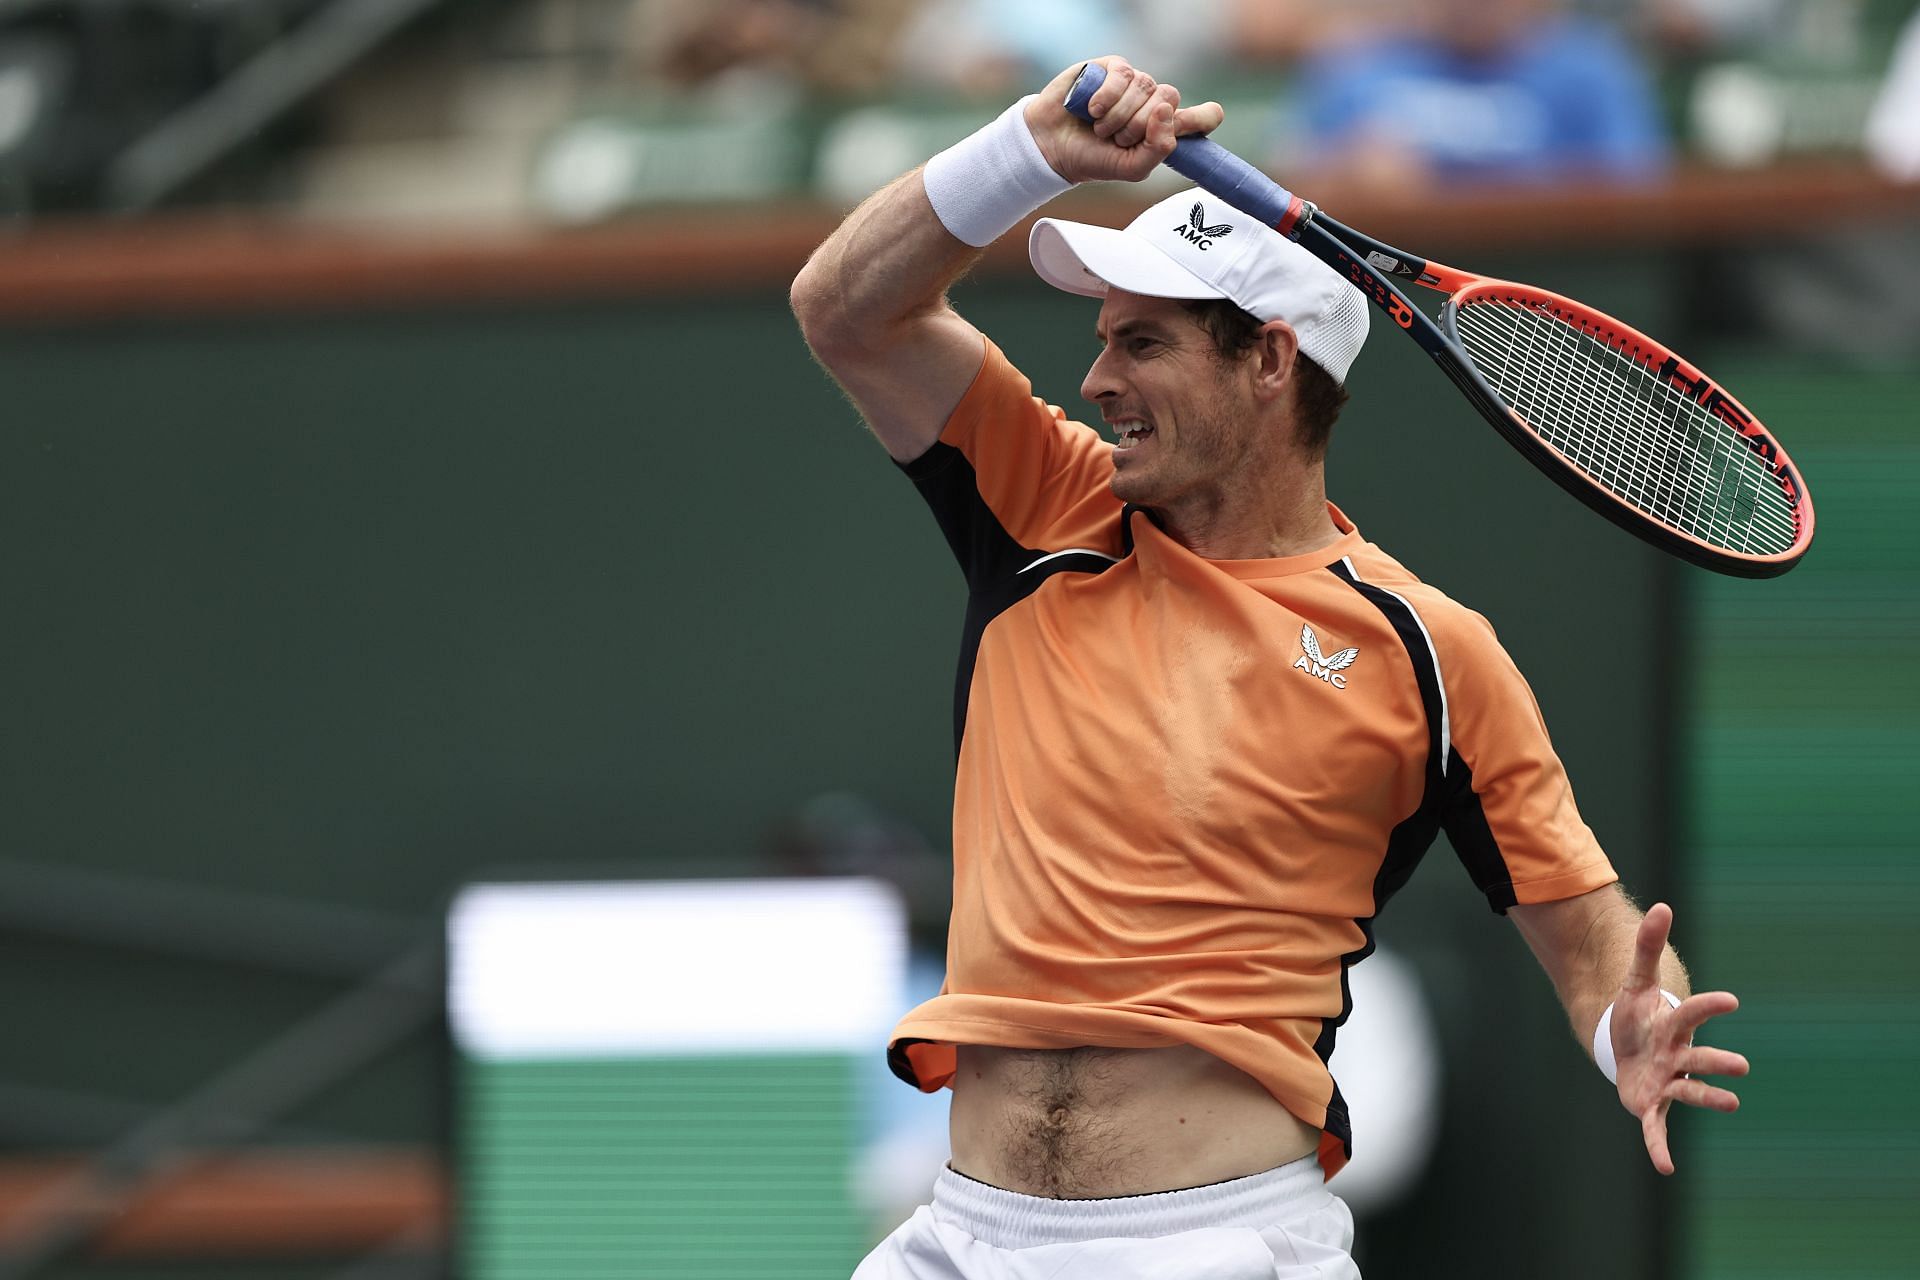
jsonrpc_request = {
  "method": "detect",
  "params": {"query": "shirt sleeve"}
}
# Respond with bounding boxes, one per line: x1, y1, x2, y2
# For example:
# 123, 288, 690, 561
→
897, 336, 1125, 590
1430, 606, 1619, 913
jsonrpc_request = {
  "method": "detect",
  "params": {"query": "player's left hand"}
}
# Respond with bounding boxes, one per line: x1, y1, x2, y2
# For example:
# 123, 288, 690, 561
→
1609, 902, 1749, 1175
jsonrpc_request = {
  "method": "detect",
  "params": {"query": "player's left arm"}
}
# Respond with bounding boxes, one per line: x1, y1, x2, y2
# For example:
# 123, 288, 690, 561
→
1509, 886, 1749, 1175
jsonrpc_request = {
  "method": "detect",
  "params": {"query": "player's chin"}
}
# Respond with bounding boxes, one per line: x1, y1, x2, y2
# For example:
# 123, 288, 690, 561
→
1107, 462, 1153, 506
1107, 448, 1157, 499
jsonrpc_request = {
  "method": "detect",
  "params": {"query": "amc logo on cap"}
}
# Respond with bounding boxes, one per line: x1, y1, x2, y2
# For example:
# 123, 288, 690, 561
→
1173, 202, 1234, 251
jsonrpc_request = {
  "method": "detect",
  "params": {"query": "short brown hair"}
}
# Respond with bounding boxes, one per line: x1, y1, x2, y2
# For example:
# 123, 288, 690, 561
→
1179, 297, 1350, 456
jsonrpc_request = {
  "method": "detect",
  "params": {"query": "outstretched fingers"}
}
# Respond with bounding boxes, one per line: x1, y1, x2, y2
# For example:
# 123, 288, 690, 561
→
1668, 1076, 1743, 1113
1636, 1081, 1734, 1179
1641, 1104, 1675, 1176
1613, 901, 1746, 1176
1622, 901, 1673, 995
1682, 1044, 1750, 1079
1672, 990, 1740, 1037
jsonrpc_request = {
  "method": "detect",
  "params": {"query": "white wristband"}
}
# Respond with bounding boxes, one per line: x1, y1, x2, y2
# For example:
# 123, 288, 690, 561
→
1593, 989, 1683, 1085
922, 95, 1071, 248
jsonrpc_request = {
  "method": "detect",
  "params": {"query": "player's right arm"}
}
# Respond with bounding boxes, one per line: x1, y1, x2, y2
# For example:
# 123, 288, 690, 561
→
788, 168, 984, 464
789, 57, 1221, 463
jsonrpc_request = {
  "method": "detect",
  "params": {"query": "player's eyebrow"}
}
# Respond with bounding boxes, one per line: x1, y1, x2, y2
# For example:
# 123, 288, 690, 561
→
1094, 318, 1172, 345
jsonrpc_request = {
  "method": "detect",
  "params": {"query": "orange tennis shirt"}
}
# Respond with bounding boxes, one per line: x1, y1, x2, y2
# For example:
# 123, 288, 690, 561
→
889, 338, 1618, 1177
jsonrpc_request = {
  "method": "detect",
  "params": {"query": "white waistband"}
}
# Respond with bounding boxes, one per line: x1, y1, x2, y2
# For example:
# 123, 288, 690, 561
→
929, 1154, 1329, 1250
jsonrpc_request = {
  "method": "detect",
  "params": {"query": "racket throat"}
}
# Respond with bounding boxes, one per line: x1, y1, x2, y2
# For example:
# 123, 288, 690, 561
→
1277, 197, 1317, 238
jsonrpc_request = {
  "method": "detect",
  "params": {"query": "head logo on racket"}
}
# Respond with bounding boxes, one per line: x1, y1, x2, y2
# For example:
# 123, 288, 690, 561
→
1295, 625, 1359, 690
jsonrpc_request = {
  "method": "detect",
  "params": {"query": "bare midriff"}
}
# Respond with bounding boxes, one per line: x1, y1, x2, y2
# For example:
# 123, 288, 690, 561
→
948, 1043, 1321, 1199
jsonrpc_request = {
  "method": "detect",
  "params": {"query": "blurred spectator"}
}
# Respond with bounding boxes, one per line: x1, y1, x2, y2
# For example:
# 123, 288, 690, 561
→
1634, 0, 1792, 54
893, 0, 1231, 97
1286, 0, 1671, 191
1866, 6, 1920, 179
637, 0, 917, 96
651, 0, 830, 85
1227, 0, 1411, 64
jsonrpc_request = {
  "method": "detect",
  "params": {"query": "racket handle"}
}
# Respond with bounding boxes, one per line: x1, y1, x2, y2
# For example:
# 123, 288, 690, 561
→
1063, 62, 1303, 232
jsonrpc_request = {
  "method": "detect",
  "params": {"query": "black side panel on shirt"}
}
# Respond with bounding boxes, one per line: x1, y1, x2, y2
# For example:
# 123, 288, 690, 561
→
887, 1038, 928, 1088
1324, 563, 1522, 913
899, 443, 1035, 590
1312, 559, 1455, 1162
1327, 560, 1447, 794
898, 442, 1121, 754
1438, 754, 1521, 913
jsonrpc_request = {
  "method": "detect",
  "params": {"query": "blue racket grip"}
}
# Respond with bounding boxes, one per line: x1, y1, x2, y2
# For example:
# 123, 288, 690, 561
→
1063, 62, 1301, 231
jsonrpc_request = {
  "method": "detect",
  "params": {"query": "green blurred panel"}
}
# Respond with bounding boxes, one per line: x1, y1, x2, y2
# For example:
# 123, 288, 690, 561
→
1687, 878, 1920, 996
1685, 1008, 1919, 1148
1692, 1200, 1920, 1280
1682, 366, 1920, 1279
534, 114, 814, 217
462, 1054, 863, 1279
1691, 726, 1919, 847
0, 300, 960, 911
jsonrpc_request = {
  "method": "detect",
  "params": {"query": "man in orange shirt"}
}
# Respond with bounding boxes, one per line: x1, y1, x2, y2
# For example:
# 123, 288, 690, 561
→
792, 54, 1746, 1280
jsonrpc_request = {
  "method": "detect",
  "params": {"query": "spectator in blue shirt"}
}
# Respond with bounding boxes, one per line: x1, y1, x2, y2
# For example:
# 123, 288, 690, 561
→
1289, 0, 1671, 189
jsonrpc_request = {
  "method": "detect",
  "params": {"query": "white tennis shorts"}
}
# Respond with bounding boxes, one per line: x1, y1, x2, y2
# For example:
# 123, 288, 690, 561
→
851, 1154, 1361, 1279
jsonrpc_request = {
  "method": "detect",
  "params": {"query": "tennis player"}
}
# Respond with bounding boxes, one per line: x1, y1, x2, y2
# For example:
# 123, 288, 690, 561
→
791, 55, 1747, 1279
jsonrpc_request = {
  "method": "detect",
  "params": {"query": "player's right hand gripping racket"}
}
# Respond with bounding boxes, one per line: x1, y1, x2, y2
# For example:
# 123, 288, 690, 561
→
1066, 62, 1813, 577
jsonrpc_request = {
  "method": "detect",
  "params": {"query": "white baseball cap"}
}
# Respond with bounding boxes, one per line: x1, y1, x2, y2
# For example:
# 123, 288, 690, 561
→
1029, 188, 1370, 384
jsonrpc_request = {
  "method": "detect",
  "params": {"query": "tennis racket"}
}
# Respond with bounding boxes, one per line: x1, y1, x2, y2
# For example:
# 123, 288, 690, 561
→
1065, 62, 1813, 578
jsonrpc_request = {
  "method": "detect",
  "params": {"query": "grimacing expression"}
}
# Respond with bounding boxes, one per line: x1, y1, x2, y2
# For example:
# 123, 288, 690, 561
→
1082, 292, 1261, 509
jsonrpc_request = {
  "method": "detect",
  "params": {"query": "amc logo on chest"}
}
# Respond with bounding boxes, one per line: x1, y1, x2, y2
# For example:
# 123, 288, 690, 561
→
1294, 624, 1359, 690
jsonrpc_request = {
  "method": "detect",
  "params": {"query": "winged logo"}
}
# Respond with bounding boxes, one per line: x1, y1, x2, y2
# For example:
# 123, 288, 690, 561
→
1189, 203, 1234, 240
1300, 624, 1359, 672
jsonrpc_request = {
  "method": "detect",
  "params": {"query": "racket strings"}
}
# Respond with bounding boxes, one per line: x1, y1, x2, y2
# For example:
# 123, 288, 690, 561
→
1465, 303, 1795, 554
1453, 298, 1798, 556
1495, 314, 1726, 539
1472, 307, 1789, 553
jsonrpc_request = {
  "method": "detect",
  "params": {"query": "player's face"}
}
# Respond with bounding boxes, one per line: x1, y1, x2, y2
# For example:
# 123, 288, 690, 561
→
1082, 291, 1258, 509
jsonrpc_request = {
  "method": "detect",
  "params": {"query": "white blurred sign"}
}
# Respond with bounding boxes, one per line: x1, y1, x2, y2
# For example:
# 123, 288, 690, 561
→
448, 877, 907, 1059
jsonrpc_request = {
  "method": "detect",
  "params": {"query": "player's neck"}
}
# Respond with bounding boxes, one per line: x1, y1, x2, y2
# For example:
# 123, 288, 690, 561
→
1156, 464, 1340, 561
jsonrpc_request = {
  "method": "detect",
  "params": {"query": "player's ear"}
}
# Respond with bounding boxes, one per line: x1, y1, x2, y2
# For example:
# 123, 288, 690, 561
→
1250, 320, 1298, 403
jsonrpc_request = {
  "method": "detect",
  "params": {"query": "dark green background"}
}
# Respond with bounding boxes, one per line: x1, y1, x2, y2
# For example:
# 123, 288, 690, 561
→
1681, 365, 1920, 1280
1, 247, 1905, 1277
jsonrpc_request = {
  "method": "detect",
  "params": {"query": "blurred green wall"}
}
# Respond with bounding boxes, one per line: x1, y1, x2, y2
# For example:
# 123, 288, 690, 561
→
0, 253, 1689, 1277
1681, 363, 1920, 1280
